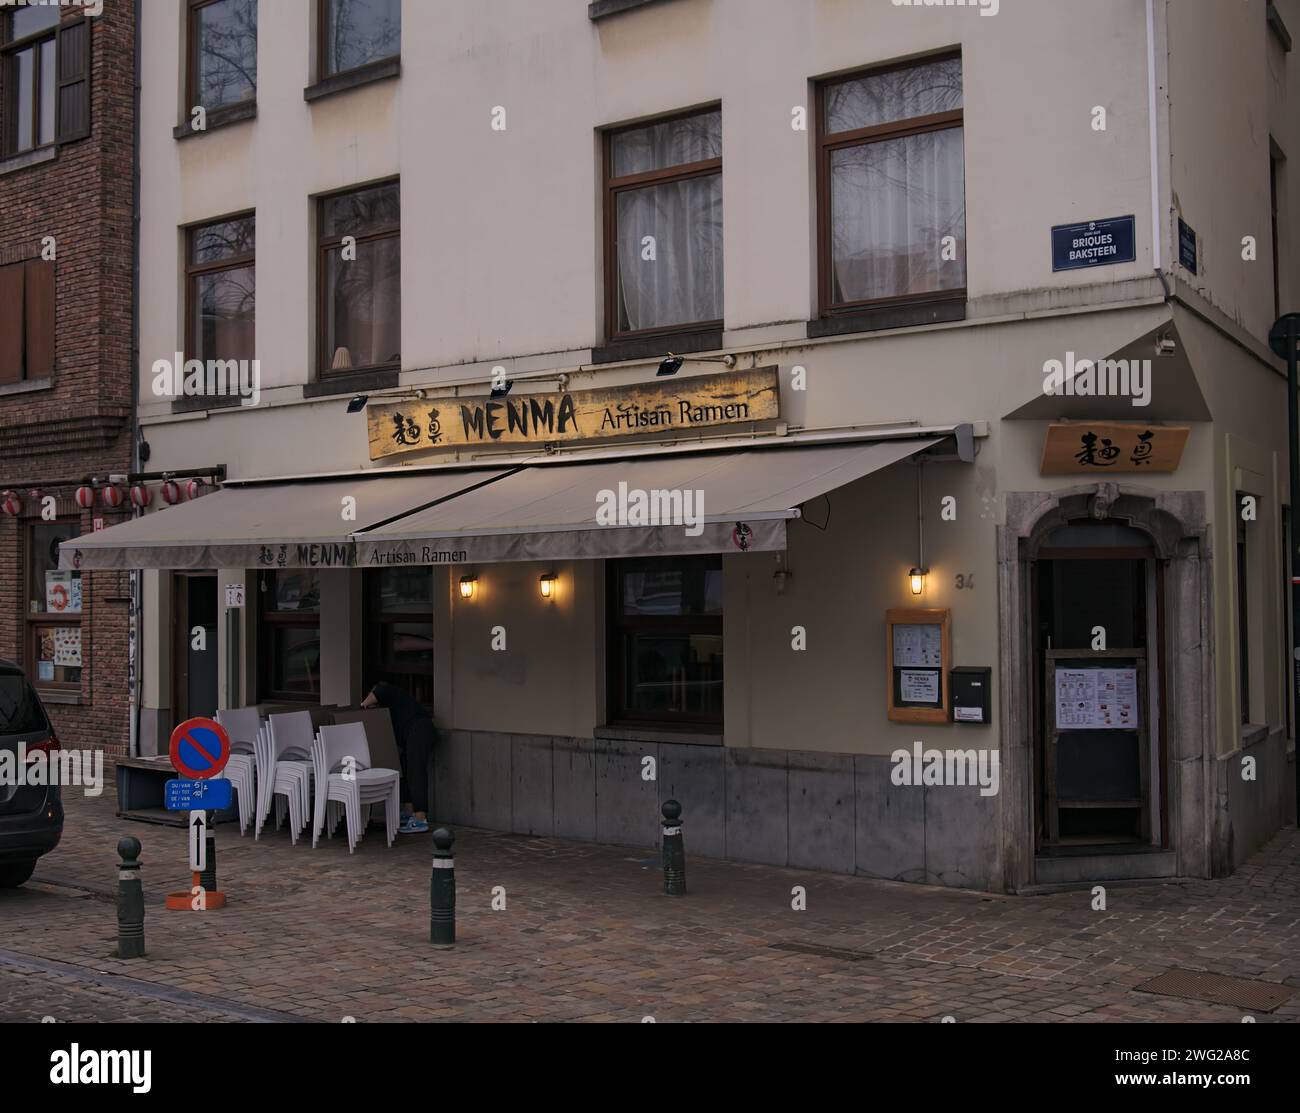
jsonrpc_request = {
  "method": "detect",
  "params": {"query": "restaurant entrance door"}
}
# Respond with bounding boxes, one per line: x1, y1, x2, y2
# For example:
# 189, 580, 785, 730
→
363, 568, 435, 708
1032, 521, 1166, 853
173, 572, 218, 725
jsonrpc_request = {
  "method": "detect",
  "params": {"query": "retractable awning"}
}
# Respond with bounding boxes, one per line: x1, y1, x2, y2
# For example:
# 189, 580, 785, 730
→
355, 437, 945, 566
59, 468, 512, 571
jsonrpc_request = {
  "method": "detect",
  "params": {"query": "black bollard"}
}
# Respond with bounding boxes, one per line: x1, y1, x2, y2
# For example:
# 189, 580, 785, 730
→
661, 799, 686, 896
116, 837, 145, 959
430, 828, 456, 946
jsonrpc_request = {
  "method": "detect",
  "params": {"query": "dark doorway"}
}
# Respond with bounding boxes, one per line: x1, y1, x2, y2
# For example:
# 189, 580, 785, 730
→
362, 567, 434, 708
174, 573, 218, 725
1032, 522, 1165, 852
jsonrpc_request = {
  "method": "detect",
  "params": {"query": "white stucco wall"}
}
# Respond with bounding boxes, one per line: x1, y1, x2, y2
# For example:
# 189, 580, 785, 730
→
127, 0, 1298, 767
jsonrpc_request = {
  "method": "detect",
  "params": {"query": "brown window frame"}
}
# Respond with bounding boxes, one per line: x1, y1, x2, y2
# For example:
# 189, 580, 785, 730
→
602, 105, 724, 344
815, 51, 966, 319
316, 178, 401, 379
184, 212, 256, 368
317, 0, 401, 81
25, 520, 82, 694
186, 0, 258, 115
257, 570, 322, 703
606, 555, 724, 729
1, 7, 58, 156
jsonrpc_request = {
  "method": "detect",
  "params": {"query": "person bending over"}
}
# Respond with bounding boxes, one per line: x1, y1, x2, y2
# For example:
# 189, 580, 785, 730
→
361, 680, 435, 834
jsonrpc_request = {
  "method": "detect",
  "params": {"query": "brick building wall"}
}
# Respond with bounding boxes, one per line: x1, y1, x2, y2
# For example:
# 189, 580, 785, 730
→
0, 0, 135, 758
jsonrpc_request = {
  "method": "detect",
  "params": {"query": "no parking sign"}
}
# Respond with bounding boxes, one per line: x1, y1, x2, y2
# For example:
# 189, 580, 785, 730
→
168, 718, 231, 780
165, 717, 232, 912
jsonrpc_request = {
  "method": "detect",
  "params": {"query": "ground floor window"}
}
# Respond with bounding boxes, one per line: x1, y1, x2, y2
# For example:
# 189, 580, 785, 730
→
363, 567, 433, 707
607, 556, 723, 727
258, 570, 321, 700
26, 521, 82, 689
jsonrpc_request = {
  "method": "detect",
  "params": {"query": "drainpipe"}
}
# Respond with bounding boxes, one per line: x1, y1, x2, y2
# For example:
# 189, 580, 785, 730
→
128, 0, 143, 758
1146, 0, 1171, 300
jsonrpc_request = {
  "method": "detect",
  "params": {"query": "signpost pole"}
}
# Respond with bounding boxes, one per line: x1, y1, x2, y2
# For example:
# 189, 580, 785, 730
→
199, 811, 217, 893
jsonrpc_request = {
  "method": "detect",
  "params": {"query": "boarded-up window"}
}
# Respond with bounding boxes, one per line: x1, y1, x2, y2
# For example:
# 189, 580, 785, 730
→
55, 17, 91, 143
0, 259, 55, 384
0, 263, 24, 384
24, 259, 55, 378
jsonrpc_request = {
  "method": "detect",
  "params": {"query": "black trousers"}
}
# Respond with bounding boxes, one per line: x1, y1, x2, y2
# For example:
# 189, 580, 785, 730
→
398, 719, 435, 814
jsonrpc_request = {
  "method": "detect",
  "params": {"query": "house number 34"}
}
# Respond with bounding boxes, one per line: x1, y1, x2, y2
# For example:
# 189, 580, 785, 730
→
955, 574, 975, 590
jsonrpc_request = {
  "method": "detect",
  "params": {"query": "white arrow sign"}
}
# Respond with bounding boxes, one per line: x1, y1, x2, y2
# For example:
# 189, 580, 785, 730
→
189, 810, 207, 872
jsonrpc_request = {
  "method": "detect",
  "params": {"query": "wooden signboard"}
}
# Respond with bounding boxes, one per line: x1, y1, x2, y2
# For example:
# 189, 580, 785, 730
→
1041, 422, 1189, 475
367, 367, 780, 461
886, 608, 952, 725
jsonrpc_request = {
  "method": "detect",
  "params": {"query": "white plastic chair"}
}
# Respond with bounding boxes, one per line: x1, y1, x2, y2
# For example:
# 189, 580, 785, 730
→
257, 711, 315, 843
311, 723, 400, 852
215, 708, 262, 836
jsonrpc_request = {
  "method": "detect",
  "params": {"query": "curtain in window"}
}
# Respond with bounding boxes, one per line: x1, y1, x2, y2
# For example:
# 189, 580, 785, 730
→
830, 127, 965, 303
611, 112, 723, 333
616, 177, 723, 332
326, 238, 400, 368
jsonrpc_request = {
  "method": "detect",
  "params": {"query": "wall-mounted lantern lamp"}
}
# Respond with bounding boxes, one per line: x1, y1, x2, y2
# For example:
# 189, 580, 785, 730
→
539, 572, 558, 600
909, 460, 927, 597
459, 575, 478, 600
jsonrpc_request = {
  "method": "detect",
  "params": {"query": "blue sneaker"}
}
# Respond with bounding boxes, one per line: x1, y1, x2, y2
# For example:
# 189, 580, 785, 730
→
399, 816, 429, 834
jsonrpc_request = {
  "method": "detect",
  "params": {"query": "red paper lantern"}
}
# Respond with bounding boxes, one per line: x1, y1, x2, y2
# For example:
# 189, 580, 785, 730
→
101, 484, 124, 509
161, 480, 181, 505
1, 490, 21, 516
185, 478, 206, 500
75, 486, 96, 509
129, 484, 151, 508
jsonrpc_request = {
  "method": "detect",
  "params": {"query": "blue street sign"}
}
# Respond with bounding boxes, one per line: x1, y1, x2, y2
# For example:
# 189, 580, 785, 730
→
1051, 216, 1136, 271
165, 778, 232, 812
1178, 218, 1198, 274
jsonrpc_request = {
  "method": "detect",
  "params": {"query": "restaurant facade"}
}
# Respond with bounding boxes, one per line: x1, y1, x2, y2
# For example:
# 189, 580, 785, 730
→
74, 0, 1298, 891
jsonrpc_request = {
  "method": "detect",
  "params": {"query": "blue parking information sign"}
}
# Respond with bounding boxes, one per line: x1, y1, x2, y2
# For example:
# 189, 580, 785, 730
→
1051, 215, 1136, 271
165, 778, 232, 812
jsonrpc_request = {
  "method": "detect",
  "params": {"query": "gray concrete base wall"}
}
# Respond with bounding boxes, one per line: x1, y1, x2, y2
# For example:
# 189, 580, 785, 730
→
430, 732, 1003, 891
1219, 727, 1294, 874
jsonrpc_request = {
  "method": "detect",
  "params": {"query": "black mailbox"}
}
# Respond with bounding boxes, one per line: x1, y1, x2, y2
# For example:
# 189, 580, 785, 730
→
951, 666, 991, 724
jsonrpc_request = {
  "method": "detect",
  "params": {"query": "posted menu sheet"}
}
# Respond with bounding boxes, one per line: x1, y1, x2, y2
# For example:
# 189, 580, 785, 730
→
892, 624, 942, 668
1054, 667, 1138, 730
899, 669, 941, 705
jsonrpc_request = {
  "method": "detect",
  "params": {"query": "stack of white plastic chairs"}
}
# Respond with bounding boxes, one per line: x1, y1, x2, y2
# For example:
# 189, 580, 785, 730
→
311, 722, 400, 852
214, 707, 261, 836
256, 711, 316, 843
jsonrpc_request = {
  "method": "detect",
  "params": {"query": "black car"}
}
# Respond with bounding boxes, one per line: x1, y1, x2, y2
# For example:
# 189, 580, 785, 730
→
0, 660, 64, 888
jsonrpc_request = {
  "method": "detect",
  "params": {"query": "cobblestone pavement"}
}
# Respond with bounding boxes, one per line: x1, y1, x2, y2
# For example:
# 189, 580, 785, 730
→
1, 788, 1297, 1023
